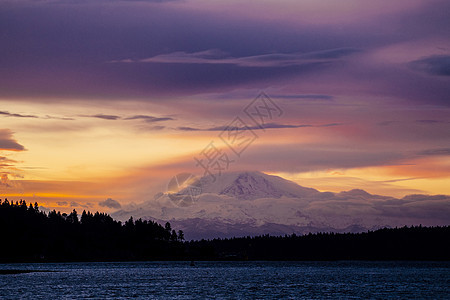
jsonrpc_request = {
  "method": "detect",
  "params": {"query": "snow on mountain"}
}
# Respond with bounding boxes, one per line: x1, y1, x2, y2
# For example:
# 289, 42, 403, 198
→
112, 171, 450, 240
195, 171, 319, 200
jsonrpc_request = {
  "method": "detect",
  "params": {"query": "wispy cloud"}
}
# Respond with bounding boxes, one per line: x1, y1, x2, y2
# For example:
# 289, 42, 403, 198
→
112, 48, 360, 67
82, 114, 121, 120
0, 129, 25, 151
176, 122, 342, 131
37, 0, 179, 3
0, 110, 74, 120
70, 201, 92, 208
415, 119, 444, 124
81, 114, 174, 122
99, 198, 122, 209
0, 111, 38, 118
0, 156, 17, 164
418, 148, 450, 156
377, 121, 400, 126
124, 115, 174, 122
273, 94, 334, 100
410, 55, 450, 76
43, 115, 75, 121
145, 125, 166, 130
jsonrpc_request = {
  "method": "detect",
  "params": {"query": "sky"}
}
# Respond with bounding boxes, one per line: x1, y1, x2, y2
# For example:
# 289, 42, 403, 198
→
0, 0, 449, 213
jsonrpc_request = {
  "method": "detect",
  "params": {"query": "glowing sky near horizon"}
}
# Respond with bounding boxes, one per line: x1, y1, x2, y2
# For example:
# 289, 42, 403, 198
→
0, 0, 449, 213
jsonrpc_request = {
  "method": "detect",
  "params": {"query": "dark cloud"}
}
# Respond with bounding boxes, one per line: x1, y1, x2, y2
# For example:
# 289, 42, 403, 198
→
317, 123, 342, 127
99, 198, 122, 209
300, 48, 360, 60
0, 156, 17, 163
418, 148, 450, 156
371, 195, 450, 222
43, 115, 75, 121
0, 111, 38, 118
81, 114, 174, 122
145, 125, 166, 130
0, 110, 74, 120
0, 110, 75, 120
0, 0, 449, 105
381, 177, 422, 184
124, 115, 174, 122
410, 55, 450, 76
128, 0, 178, 2
0, 1, 370, 100
176, 127, 202, 131
83, 114, 121, 120
415, 119, 444, 124
273, 94, 333, 100
57, 201, 68, 206
377, 121, 400, 126
251, 123, 312, 130
69, 201, 91, 208
53, 0, 179, 3
0, 129, 25, 151
176, 122, 341, 131
362, 62, 450, 106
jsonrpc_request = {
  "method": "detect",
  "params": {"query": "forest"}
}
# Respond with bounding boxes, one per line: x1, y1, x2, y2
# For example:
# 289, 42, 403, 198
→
1, 199, 449, 262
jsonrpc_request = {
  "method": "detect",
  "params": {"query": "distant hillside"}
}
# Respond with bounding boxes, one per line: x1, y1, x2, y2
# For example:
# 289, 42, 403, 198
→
187, 226, 450, 261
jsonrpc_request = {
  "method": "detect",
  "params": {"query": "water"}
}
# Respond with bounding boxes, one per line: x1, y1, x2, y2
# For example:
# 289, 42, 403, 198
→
0, 261, 448, 299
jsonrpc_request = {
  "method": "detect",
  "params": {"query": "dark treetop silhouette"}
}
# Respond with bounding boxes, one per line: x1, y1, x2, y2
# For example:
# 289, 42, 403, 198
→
0, 199, 184, 262
1, 199, 449, 262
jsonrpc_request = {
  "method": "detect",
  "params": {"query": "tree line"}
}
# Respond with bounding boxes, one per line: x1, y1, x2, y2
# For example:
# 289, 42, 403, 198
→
1, 199, 449, 262
0, 199, 184, 262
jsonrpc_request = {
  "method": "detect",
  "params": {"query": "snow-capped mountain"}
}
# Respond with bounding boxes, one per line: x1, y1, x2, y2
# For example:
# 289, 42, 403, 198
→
112, 171, 450, 240
195, 171, 318, 200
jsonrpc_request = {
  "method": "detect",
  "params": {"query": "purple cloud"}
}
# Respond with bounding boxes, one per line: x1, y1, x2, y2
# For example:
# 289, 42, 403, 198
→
410, 55, 450, 77
0, 110, 74, 120
0, 129, 25, 151
273, 94, 334, 100
124, 115, 174, 122
176, 122, 342, 131
0, 0, 448, 104
418, 148, 450, 156
99, 198, 122, 209
114, 48, 359, 67
82, 114, 121, 120
0, 111, 38, 118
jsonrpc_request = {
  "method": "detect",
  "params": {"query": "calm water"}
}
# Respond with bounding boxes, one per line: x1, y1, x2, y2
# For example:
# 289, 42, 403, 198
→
0, 261, 448, 299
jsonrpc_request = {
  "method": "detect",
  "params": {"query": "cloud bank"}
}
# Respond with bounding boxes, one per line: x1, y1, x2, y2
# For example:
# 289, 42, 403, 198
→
0, 129, 25, 151
99, 198, 122, 209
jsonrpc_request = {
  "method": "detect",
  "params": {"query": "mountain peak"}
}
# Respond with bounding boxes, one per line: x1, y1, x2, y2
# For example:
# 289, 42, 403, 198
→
220, 172, 285, 200
198, 171, 318, 200
112, 171, 450, 240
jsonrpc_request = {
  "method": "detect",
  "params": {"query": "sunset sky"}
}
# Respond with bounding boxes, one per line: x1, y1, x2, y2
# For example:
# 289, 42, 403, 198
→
1, 0, 449, 213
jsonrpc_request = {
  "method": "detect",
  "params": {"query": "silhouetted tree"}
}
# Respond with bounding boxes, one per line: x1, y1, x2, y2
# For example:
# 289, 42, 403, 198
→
1, 198, 449, 262
67, 209, 79, 224
178, 230, 184, 241
0, 199, 186, 262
